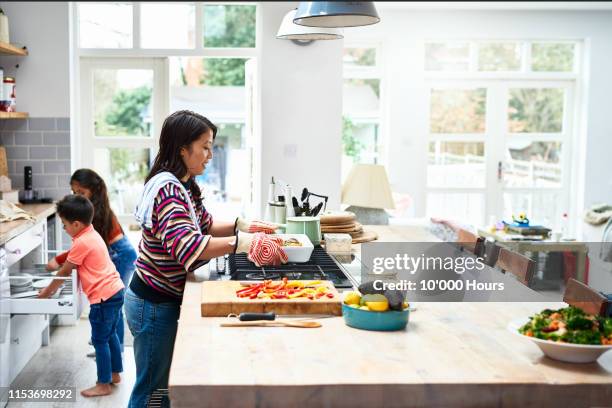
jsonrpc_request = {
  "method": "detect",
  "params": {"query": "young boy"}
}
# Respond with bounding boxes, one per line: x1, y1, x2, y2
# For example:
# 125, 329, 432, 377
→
38, 194, 125, 397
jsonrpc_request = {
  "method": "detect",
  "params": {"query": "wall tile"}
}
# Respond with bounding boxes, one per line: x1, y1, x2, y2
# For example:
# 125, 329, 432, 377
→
30, 146, 56, 160
14, 131, 42, 146
57, 146, 70, 159
5, 146, 28, 159
43, 131, 69, 145
42, 188, 70, 201
3, 120, 27, 131
34, 174, 58, 188
0, 132, 13, 146
56, 118, 70, 131
15, 160, 43, 174
28, 118, 56, 131
44, 161, 70, 174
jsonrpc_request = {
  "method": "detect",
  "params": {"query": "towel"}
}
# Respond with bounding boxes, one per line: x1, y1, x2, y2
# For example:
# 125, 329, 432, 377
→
0, 200, 35, 223
134, 172, 198, 230
584, 203, 612, 226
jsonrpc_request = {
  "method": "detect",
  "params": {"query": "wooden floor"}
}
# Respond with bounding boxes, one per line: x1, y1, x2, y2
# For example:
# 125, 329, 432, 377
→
8, 317, 135, 408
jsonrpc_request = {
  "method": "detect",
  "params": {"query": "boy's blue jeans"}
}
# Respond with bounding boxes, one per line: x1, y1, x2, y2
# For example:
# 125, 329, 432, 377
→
89, 288, 124, 384
125, 287, 180, 408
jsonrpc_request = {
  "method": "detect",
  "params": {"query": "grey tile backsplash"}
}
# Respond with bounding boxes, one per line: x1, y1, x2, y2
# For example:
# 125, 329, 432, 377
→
0, 117, 71, 201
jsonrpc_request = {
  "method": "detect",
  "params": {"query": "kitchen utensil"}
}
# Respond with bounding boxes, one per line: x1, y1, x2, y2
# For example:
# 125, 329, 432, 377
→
311, 202, 324, 217
274, 233, 314, 263
508, 318, 612, 363
200, 280, 342, 317
238, 312, 276, 321
220, 320, 322, 328
342, 303, 410, 331
285, 216, 321, 246
301, 187, 309, 203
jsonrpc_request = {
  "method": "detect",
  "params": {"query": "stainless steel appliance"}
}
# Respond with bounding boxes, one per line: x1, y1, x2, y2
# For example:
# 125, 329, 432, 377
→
228, 247, 354, 288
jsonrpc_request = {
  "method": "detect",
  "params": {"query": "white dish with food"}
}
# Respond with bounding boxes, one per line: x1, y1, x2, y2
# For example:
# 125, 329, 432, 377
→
508, 318, 612, 363
274, 234, 314, 263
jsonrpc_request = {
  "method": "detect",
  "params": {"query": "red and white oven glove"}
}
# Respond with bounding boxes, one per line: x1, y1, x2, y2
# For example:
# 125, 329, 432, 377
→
235, 217, 279, 234
235, 232, 288, 267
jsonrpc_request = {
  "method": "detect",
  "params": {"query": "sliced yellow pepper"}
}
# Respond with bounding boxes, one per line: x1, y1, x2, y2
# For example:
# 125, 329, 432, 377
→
302, 288, 317, 295
286, 281, 305, 289
304, 280, 322, 287
288, 290, 305, 299
316, 286, 328, 294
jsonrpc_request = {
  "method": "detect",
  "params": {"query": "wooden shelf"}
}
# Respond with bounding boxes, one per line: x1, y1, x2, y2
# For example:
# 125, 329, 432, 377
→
0, 112, 28, 119
0, 41, 27, 56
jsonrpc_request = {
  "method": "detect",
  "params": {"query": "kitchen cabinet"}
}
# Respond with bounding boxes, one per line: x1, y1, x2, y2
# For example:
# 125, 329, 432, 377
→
0, 203, 82, 392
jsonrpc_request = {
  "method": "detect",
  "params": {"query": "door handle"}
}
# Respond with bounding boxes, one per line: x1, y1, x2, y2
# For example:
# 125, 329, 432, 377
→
497, 161, 503, 181
58, 301, 72, 307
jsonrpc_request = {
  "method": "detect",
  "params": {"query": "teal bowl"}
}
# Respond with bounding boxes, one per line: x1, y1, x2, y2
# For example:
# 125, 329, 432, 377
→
342, 303, 410, 331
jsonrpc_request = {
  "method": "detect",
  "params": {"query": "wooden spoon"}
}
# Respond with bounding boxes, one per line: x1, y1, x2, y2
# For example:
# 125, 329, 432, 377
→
220, 320, 321, 328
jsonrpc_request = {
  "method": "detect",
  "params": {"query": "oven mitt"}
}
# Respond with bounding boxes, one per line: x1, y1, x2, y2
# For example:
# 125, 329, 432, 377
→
235, 217, 280, 234
235, 232, 288, 267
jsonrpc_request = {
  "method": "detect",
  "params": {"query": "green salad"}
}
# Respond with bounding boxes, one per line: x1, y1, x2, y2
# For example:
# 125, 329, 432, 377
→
519, 306, 612, 345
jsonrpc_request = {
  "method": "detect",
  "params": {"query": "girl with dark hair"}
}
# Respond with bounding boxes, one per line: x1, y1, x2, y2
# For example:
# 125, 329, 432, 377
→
125, 110, 286, 408
48, 168, 138, 351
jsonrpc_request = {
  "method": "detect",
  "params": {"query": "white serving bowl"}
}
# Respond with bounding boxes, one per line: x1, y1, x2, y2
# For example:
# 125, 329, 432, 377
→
274, 234, 314, 263
508, 318, 612, 363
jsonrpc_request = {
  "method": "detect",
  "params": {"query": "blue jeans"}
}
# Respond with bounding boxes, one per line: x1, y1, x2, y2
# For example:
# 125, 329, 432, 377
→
125, 287, 180, 408
109, 235, 137, 349
89, 289, 124, 384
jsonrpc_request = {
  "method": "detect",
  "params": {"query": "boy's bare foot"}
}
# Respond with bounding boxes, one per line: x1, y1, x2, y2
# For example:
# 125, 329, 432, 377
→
112, 372, 121, 384
81, 383, 112, 397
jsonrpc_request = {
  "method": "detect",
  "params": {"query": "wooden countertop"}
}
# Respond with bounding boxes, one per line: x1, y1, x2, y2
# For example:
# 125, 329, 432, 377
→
168, 225, 612, 408
0, 203, 55, 245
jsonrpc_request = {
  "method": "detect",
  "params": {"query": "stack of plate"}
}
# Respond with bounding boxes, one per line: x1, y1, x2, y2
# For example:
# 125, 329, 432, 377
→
10, 273, 36, 298
319, 211, 378, 244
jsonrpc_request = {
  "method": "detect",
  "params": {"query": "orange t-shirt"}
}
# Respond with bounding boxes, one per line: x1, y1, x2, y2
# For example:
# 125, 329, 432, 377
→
67, 224, 124, 304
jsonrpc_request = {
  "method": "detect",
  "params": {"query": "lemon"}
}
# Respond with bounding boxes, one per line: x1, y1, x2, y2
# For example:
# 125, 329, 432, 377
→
349, 303, 360, 309
344, 292, 361, 305
365, 300, 389, 312
359, 305, 371, 311
402, 301, 409, 310
360, 293, 388, 306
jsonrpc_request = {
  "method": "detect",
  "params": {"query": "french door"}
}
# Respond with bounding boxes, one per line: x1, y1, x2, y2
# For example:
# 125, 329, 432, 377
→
426, 79, 574, 230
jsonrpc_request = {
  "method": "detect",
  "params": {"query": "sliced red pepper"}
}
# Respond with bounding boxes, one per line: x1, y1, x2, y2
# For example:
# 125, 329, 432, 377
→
326, 293, 334, 298
249, 293, 258, 299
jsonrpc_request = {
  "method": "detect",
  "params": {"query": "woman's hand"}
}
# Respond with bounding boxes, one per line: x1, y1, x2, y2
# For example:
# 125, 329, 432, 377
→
235, 232, 288, 267
37, 285, 56, 299
235, 218, 280, 235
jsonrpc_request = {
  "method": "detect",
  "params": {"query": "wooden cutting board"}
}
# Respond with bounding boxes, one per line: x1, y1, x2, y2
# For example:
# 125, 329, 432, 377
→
0, 147, 8, 177
350, 230, 378, 244
320, 211, 356, 225
200, 280, 342, 317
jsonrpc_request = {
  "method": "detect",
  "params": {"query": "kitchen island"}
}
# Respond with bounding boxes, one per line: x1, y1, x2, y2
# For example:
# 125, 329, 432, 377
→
168, 226, 612, 408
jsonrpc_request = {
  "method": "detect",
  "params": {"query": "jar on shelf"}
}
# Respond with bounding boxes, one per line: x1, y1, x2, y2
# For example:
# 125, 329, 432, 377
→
1, 76, 15, 112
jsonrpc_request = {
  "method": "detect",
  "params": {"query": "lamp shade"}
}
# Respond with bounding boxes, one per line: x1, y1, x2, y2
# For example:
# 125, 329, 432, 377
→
293, 2, 380, 28
277, 8, 343, 40
341, 164, 395, 209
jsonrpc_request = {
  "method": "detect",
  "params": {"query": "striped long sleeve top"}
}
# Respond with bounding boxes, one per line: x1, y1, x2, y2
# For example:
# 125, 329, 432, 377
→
130, 181, 213, 303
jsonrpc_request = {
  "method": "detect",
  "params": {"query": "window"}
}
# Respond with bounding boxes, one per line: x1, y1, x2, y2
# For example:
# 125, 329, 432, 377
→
342, 44, 383, 182
75, 3, 259, 222
423, 40, 578, 228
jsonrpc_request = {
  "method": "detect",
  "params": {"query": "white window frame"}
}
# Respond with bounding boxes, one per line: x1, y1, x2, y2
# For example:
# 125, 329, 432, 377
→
70, 2, 262, 220
342, 41, 386, 169
423, 40, 582, 231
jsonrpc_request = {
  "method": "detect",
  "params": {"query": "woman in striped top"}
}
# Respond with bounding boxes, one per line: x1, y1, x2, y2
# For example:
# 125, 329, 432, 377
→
125, 111, 286, 408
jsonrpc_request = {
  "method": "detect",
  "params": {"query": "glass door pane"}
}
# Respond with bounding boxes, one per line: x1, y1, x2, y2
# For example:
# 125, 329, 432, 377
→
93, 69, 154, 137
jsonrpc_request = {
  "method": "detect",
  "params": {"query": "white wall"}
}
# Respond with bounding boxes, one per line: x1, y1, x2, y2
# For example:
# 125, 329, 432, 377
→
259, 2, 343, 213
342, 10, 612, 226
0, 2, 70, 117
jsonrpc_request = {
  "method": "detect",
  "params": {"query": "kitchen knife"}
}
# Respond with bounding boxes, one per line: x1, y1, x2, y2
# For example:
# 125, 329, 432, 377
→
238, 312, 276, 321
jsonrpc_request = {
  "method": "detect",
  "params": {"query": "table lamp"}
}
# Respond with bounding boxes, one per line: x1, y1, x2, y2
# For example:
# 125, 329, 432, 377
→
341, 164, 395, 225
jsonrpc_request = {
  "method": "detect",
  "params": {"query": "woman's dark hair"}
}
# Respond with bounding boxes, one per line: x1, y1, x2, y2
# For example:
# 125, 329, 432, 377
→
57, 194, 94, 225
146, 110, 217, 201
70, 168, 116, 243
